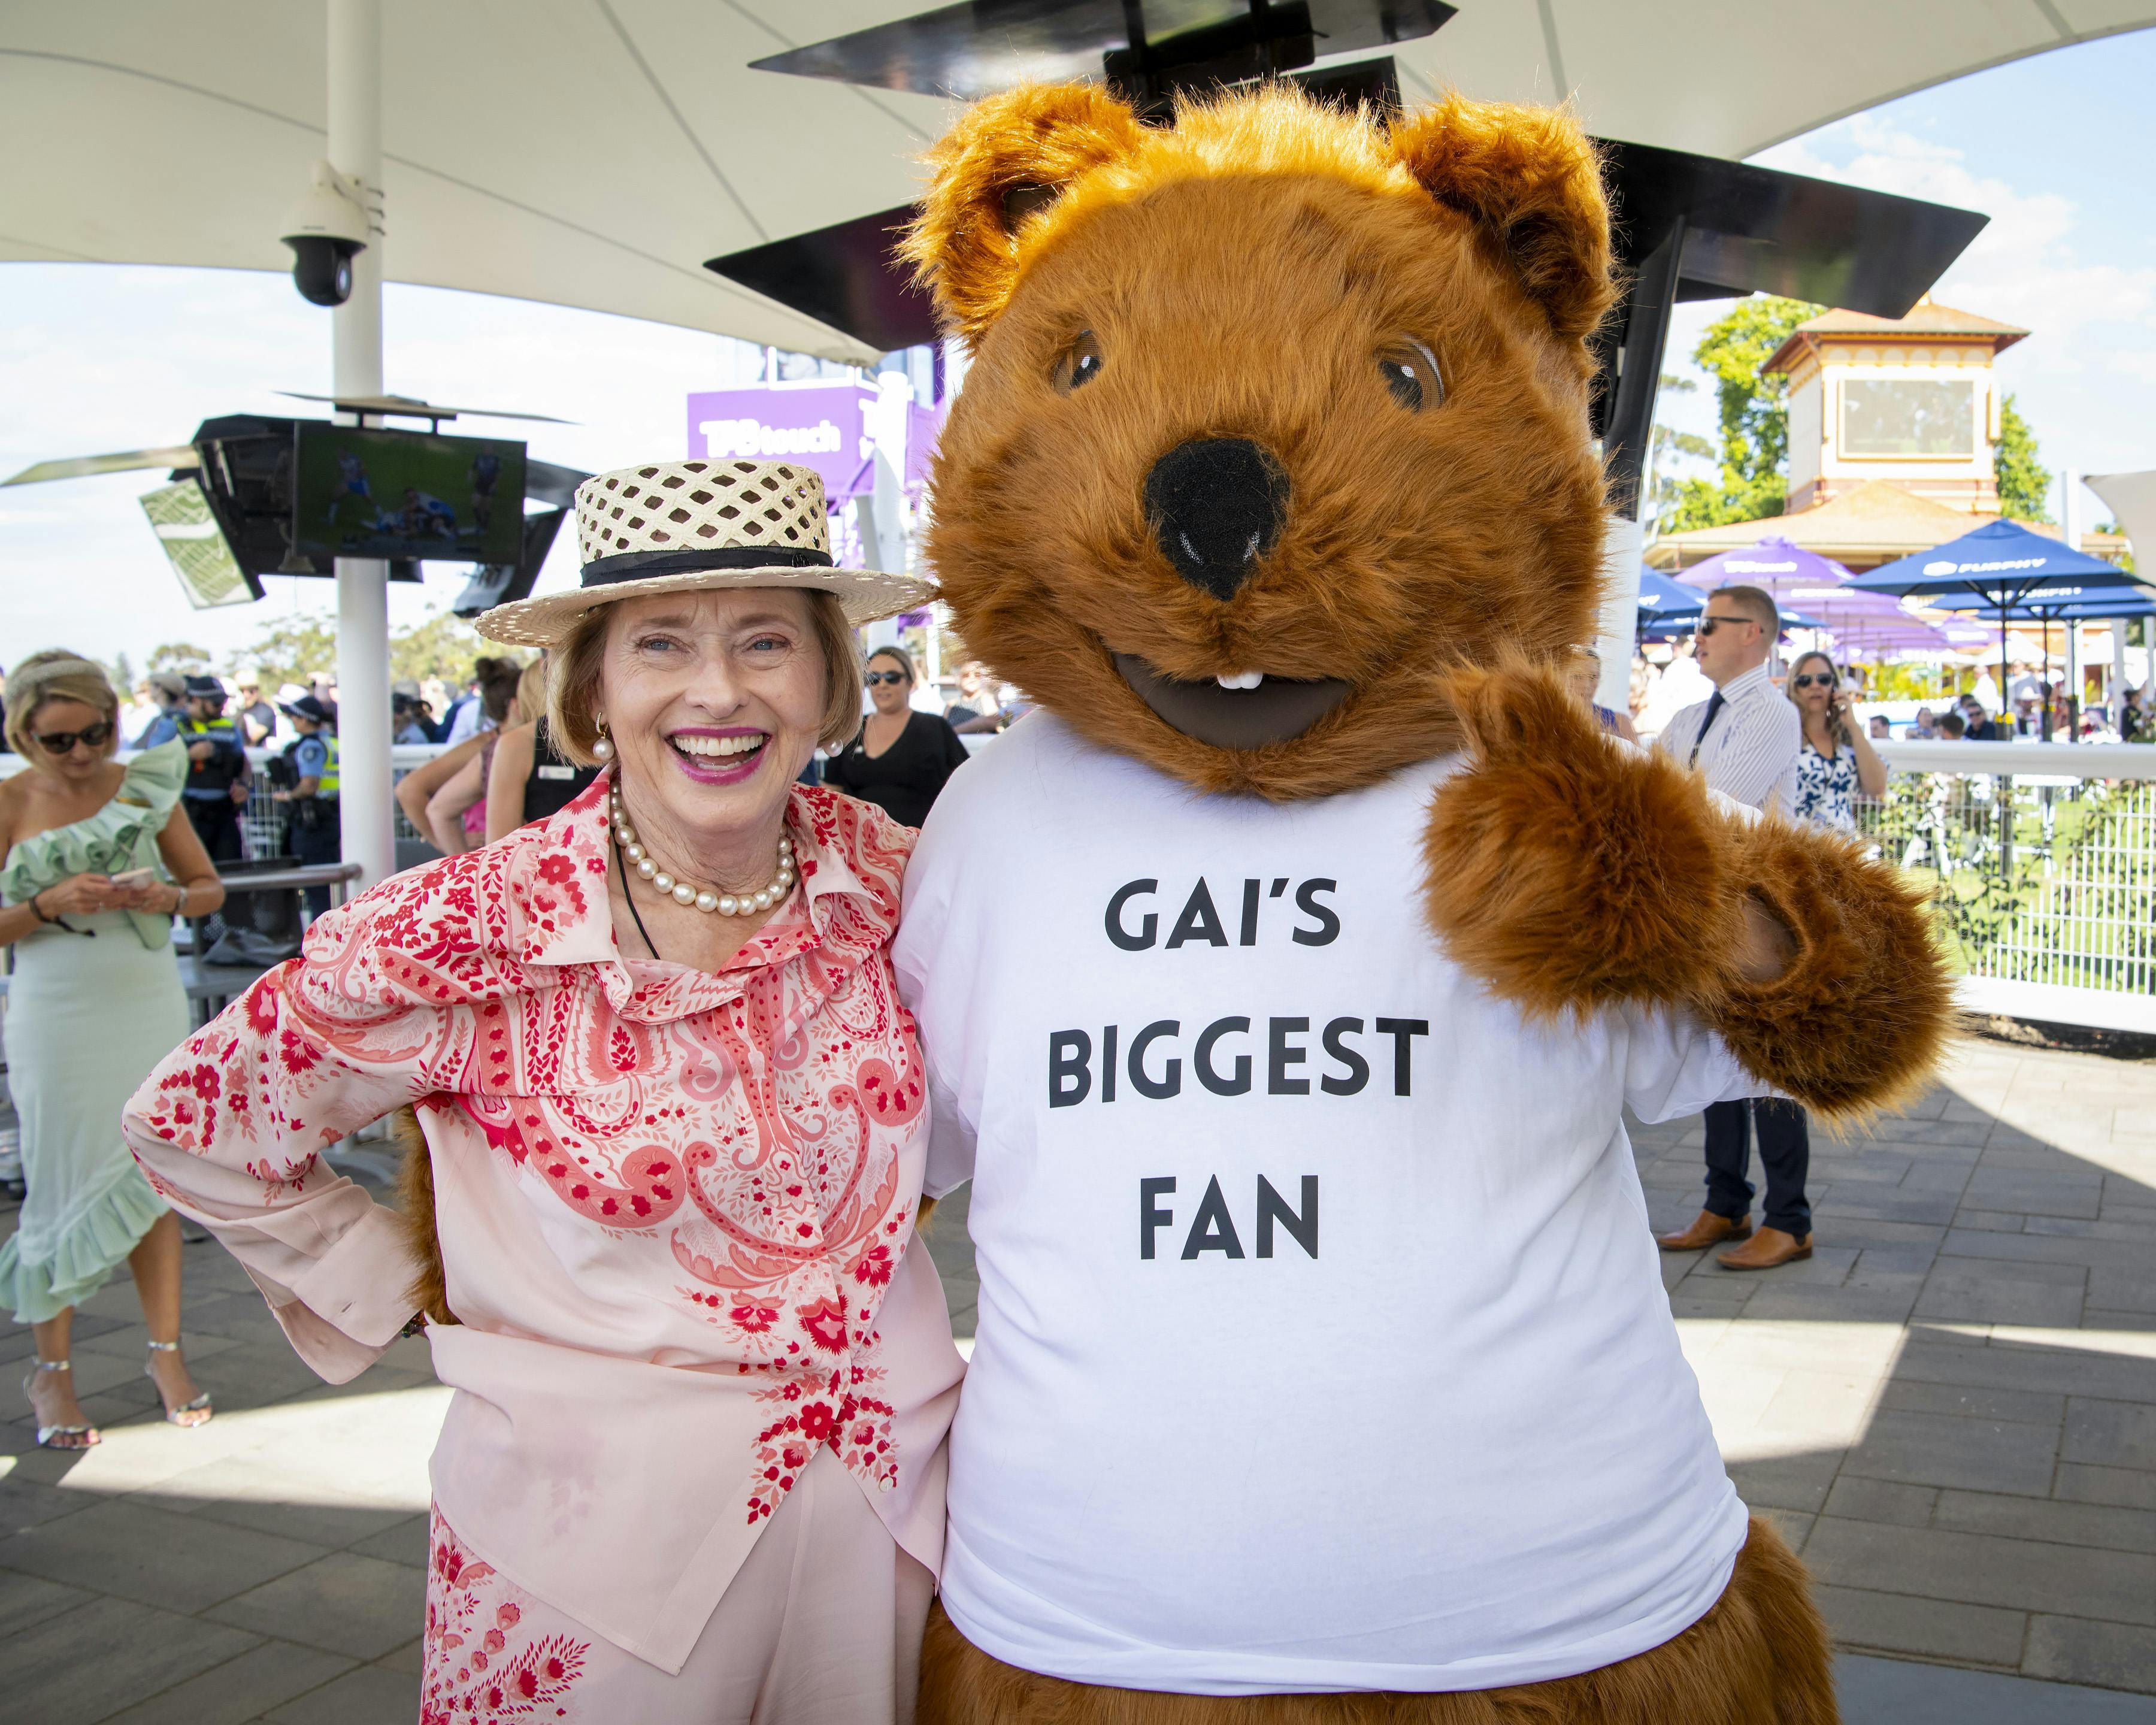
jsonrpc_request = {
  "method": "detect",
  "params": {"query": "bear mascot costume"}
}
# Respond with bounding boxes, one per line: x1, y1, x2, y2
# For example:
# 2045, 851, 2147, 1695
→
888, 81, 1950, 1725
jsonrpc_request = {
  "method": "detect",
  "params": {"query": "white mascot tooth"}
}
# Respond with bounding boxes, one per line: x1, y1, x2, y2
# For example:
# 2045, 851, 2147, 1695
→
1216, 670, 1264, 691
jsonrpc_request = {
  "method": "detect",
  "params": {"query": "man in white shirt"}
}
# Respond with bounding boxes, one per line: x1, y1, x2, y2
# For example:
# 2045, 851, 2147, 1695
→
1652, 585, 1814, 1272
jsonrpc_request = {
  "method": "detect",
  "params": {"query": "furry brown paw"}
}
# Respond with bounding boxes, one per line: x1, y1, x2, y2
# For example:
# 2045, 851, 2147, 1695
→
1422, 656, 1745, 1016
1703, 818, 1952, 1118
391, 1104, 457, 1327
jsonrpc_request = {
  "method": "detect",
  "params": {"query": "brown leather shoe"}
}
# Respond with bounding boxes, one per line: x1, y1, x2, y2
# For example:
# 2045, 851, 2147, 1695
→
1657, 1210, 1752, 1252
1717, 1227, 1813, 1271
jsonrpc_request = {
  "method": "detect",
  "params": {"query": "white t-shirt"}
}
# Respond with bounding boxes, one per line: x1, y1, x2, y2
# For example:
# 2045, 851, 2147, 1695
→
894, 713, 1760, 1696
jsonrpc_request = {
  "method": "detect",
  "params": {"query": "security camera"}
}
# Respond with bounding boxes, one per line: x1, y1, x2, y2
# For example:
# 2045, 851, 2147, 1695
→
280, 161, 371, 307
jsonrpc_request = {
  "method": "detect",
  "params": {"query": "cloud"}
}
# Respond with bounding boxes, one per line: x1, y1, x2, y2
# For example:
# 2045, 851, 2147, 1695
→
1753, 115, 2156, 349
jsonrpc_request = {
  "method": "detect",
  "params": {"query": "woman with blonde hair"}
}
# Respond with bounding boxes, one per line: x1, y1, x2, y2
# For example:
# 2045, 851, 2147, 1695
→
125, 462, 960, 1721
484, 652, 599, 842
1785, 650, 1886, 831
1, 652, 225, 1446
1563, 644, 1639, 743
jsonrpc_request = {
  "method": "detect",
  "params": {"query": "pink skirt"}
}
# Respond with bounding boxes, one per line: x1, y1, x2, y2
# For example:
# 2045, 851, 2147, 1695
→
422, 1445, 936, 1724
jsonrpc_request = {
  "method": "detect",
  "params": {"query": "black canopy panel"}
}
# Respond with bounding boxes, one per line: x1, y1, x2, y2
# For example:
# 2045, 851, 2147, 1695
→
725, 4, 1988, 520
751, 0, 1454, 112
1591, 143, 1988, 515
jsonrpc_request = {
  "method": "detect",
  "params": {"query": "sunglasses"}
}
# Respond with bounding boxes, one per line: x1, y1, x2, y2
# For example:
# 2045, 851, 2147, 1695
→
1695, 615, 1757, 636
34, 721, 113, 755
1791, 673, 1838, 689
865, 670, 909, 688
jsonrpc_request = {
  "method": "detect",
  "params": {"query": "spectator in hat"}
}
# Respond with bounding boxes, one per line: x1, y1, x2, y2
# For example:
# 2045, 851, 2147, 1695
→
273, 694, 341, 918
234, 673, 277, 746
175, 674, 250, 870
131, 671, 190, 750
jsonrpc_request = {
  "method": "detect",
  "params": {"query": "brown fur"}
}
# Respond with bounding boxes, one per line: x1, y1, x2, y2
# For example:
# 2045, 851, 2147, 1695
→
920, 1516, 1837, 1725
390, 1104, 456, 1327
1703, 818, 1952, 1118
1422, 658, 1951, 1118
909, 82, 1612, 803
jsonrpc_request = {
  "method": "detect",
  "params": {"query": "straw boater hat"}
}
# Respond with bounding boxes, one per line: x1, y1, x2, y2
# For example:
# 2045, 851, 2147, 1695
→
474, 458, 932, 646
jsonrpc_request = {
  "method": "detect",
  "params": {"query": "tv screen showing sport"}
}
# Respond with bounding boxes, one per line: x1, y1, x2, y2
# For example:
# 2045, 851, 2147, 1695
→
291, 424, 526, 565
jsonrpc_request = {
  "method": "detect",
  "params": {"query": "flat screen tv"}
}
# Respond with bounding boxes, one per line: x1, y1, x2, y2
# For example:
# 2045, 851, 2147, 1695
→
290, 424, 526, 567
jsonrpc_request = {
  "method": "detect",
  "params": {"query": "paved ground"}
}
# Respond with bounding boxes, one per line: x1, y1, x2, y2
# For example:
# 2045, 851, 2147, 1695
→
1, 1030, 2150, 1721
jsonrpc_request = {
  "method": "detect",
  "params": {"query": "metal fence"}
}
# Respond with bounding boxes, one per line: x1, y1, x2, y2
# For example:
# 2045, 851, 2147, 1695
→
1865, 740, 2156, 1033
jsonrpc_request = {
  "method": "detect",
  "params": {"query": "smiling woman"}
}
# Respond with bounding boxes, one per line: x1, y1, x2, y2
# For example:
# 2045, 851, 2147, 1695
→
122, 461, 964, 1724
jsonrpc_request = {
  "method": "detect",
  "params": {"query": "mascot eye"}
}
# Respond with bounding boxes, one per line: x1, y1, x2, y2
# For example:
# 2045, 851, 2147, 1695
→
1053, 331, 1104, 394
1377, 341, 1444, 412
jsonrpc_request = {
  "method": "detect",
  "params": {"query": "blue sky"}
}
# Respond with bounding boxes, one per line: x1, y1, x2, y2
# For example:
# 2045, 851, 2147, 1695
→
1660, 28, 2156, 515
4, 28, 2154, 672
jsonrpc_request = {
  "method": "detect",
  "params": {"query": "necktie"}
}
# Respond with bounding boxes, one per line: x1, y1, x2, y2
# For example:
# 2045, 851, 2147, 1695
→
1688, 689, 1725, 769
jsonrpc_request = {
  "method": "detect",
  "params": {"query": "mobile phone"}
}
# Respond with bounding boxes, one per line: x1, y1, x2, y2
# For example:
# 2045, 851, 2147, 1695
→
108, 868, 157, 890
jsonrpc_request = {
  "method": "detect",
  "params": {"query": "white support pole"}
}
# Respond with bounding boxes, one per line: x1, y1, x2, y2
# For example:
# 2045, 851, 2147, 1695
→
2061, 470, 2080, 742
1595, 515, 1645, 712
328, 0, 393, 889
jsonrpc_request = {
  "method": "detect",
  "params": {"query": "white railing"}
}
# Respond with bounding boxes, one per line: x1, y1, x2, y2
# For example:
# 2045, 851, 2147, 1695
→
11, 737, 2154, 1033
1864, 740, 2156, 1033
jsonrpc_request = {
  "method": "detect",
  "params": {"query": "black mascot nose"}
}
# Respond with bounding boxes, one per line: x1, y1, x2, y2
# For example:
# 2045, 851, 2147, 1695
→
1143, 439, 1289, 601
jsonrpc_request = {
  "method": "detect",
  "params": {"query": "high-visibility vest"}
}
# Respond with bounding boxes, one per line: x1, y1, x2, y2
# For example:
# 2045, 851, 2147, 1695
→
177, 715, 244, 794
317, 736, 341, 798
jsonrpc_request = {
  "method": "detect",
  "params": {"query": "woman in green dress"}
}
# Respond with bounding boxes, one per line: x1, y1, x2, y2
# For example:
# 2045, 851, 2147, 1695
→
1, 652, 226, 1448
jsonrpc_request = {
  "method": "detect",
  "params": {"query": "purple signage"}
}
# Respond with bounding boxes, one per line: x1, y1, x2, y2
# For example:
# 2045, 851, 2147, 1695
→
685, 381, 875, 503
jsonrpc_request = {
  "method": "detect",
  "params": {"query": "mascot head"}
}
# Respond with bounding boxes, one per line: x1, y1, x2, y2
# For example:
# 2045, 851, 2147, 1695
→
907, 82, 1616, 801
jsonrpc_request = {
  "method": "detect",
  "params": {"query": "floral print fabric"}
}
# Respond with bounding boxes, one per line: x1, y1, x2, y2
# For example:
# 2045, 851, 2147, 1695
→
124, 776, 962, 1672
1792, 740, 1859, 831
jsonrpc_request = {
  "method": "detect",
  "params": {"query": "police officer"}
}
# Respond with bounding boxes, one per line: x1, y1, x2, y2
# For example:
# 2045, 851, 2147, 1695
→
177, 674, 252, 866
274, 694, 341, 918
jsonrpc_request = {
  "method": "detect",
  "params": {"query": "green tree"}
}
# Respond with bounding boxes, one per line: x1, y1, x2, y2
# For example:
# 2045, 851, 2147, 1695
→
390, 607, 490, 686
108, 650, 137, 694
226, 617, 339, 693
147, 641, 214, 674
1645, 374, 1714, 533
1993, 394, 2051, 523
1659, 296, 1822, 534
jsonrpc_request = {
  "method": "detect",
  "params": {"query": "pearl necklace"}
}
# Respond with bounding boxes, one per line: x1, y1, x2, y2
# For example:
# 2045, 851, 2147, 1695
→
610, 786, 795, 917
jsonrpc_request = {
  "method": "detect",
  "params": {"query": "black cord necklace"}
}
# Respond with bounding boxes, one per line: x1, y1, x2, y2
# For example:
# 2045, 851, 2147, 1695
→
610, 828, 665, 961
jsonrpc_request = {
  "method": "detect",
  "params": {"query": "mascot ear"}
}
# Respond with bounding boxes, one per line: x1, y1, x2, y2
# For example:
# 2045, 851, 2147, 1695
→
1388, 96, 1616, 347
904, 81, 1147, 344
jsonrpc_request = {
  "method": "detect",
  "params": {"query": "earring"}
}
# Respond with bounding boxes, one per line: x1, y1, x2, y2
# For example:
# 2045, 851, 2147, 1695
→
592, 716, 614, 761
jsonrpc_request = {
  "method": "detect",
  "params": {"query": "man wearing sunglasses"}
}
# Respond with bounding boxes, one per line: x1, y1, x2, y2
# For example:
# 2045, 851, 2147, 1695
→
1652, 585, 1814, 1273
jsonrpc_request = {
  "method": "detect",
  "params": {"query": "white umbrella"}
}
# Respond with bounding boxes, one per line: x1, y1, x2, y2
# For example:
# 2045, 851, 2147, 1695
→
5, 2, 2145, 882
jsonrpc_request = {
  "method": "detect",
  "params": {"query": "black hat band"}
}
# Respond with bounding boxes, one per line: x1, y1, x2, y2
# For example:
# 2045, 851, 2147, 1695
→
580, 546, 834, 587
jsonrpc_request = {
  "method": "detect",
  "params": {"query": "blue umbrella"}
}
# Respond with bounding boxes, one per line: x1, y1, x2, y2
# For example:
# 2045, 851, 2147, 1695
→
1849, 519, 2154, 739
1637, 566, 1704, 619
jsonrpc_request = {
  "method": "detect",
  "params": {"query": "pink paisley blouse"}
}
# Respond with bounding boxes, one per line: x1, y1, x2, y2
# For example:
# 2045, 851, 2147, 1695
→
122, 776, 964, 1675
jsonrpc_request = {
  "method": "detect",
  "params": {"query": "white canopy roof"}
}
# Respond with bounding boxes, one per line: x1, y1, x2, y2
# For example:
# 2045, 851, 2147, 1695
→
5, 2, 2150, 361
2088, 471, 2156, 571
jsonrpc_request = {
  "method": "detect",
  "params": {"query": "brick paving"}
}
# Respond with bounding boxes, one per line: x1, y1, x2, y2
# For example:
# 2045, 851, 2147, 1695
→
0, 1031, 2150, 1720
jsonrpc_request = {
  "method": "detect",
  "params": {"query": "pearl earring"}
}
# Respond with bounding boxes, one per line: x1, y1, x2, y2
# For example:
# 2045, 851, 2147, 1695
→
592, 716, 614, 761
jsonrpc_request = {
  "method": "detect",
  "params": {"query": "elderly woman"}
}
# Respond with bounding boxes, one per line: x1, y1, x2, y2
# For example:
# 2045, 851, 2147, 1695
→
2, 652, 223, 1446
123, 461, 962, 1723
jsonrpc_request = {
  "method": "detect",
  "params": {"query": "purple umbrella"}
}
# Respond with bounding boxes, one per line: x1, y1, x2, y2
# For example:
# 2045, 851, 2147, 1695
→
1677, 536, 1951, 654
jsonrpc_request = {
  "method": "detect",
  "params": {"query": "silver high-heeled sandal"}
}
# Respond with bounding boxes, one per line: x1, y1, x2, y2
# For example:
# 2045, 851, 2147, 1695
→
145, 1339, 213, 1427
23, 1358, 99, 1449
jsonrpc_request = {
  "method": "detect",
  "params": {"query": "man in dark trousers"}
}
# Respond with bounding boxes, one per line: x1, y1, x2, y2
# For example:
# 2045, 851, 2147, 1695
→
1652, 586, 1814, 1272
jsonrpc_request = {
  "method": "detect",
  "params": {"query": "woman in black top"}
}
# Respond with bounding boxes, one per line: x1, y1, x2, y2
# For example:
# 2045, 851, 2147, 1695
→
825, 646, 972, 829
